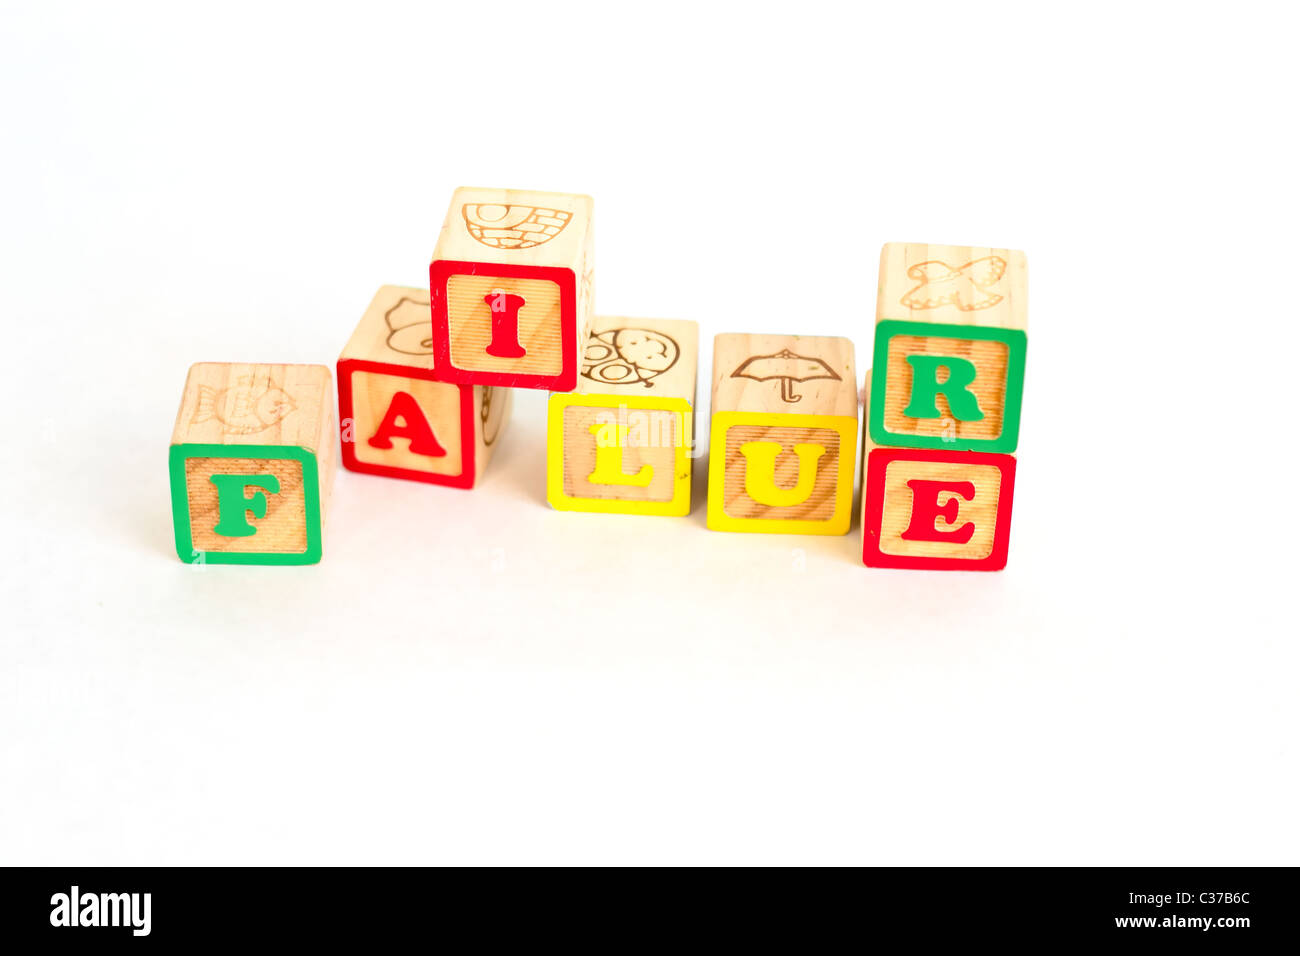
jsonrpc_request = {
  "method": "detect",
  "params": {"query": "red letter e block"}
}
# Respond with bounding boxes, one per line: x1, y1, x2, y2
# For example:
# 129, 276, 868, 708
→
862, 448, 1016, 570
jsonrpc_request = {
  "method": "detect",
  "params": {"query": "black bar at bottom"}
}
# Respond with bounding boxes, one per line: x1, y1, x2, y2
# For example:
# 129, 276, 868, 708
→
0, 867, 1289, 945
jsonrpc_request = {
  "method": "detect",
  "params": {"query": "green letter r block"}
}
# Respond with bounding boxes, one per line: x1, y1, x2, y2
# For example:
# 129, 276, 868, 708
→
869, 320, 1026, 453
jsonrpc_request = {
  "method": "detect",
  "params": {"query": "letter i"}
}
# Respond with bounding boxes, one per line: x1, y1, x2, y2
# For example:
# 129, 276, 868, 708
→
485, 292, 527, 358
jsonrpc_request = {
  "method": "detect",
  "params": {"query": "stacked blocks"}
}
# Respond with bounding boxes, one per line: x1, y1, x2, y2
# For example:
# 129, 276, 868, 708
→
708, 334, 857, 535
169, 363, 336, 564
338, 284, 512, 488
167, 190, 1030, 574
430, 187, 595, 391
862, 243, 1027, 570
168, 187, 590, 564
547, 316, 699, 516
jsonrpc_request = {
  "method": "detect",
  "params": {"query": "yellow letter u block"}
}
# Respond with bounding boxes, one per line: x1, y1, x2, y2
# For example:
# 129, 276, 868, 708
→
706, 333, 859, 535
707, 411, 857, 534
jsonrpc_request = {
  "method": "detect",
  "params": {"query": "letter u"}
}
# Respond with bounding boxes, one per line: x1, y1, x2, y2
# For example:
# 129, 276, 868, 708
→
739, 441, 826, 507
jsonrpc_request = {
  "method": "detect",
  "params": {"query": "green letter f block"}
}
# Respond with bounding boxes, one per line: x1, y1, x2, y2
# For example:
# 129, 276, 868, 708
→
168, 444, 323, 565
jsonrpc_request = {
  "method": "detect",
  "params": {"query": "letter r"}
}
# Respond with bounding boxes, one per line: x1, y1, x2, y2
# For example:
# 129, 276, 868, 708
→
903, 354, 985, 421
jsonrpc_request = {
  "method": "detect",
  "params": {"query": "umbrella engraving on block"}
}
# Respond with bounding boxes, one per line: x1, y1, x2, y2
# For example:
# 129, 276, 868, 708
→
582, 329, 681, 389
383, 294, 433, 356
462, 204, 573, 249
901, 256, 1007, 313
730, 349, 842, 404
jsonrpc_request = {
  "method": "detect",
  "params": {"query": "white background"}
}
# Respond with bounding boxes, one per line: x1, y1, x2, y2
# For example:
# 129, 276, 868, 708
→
2, 1, 1296, 865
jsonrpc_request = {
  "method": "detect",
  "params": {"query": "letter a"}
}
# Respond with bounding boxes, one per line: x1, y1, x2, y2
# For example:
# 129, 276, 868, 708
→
367, 391, 447, 457
50, 893, 70, 927
902, 354, 985, 421
587, 422, 652, 487
739, 441, 825, 507
209, 474, 281, 537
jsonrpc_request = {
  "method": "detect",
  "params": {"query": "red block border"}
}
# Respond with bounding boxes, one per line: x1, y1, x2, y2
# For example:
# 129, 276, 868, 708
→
862, 447, 1017, 571
429, 260, 577, 391
336, 358, 477, 489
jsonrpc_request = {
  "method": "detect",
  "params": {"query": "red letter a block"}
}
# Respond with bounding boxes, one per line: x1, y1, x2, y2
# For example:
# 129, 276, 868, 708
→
862, 446, 1016, 570
337, 285, 511, 488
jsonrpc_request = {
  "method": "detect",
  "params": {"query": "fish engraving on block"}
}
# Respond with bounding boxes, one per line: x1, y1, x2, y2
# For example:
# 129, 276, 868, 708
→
191, 375, 297, 435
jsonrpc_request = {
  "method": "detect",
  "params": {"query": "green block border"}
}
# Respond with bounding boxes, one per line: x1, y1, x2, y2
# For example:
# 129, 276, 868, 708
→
869, 320, 1027, 453
169, 443, 323, 565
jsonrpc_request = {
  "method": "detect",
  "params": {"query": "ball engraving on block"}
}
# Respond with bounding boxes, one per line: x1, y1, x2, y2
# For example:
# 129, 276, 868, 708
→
582, 328, 680, 388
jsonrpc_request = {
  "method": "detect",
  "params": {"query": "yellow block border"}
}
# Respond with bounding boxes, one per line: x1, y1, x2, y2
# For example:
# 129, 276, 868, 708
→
707, 411, 858, 535
547, 393, 694, 516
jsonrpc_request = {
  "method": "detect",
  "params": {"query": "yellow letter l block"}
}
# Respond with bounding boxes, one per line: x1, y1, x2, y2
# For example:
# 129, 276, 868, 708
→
547, 393, 694, 516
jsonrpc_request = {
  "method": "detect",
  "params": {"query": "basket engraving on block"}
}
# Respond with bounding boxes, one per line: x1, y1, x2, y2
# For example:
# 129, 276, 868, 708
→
461, 204, 572, 249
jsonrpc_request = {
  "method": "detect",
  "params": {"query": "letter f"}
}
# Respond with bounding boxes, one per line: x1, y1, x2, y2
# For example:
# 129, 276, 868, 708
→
208, 473, 281, 537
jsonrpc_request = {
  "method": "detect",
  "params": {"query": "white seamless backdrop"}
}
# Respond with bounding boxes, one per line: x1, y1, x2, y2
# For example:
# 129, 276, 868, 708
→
1, 0, 1296, 865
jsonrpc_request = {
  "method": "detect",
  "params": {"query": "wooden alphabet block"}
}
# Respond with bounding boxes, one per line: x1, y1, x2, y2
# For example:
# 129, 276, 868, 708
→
547, 316, 698, 516
861, 378, 1016, 570
169, 363, 336, 564
337, 285, 512, 488
707, 333, 857, 535
869, 242, 1027, 454
430, 187, 594, 391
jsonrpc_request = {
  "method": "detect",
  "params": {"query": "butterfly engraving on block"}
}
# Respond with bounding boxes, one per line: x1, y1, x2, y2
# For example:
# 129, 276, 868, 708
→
901, 256, 1007, 312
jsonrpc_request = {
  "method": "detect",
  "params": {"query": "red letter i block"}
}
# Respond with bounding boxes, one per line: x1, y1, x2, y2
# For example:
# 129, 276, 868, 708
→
862, 445, 1016, 570
337, 286, 512, 488
430, 187, 594, 391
